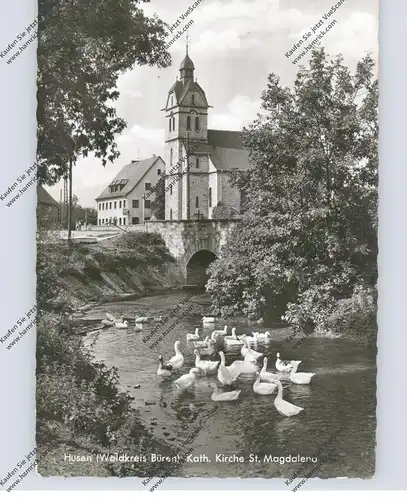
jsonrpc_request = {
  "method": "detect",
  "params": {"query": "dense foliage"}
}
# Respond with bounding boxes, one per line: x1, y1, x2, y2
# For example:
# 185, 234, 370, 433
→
37, 0, 171, 184
206, 49, 378, 339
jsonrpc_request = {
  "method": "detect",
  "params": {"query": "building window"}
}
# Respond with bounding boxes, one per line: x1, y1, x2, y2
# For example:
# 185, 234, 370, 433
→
102, 218, 104, 224
98, 219, 101, 225
114, 201, 117, 209
109, 202, 112, 209
170, 209, 173, 220
187, 116, 191, 130
169, 117, 172, 131
191, 94, 195, 105
209, 187, 212, 207
119, 200, 122, 209
132, 217, 139, 224
196, 158, 200, 169
132, 199, 139, 208
123, 200, 126, 208
98, 203, 101, 211
119, 217, 122, 225
172, 116, 175, 130
123, 217, 126, 225
170, 185, 173, 195
145, 199, 151, 209
170, 148, 173, 166
157, 168, 161, 175
145, 182, 151, 191
195, 116, 200, 131
145, 217, 151, 221
196, 196, 199, 208
102, 203, 105, 210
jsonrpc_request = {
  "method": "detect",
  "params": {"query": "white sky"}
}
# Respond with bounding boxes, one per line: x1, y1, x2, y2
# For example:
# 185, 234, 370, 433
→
46, 0, 378, 206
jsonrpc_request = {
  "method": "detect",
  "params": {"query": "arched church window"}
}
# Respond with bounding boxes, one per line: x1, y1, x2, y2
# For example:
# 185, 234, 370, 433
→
191, 94, 195, 105
169, 117, 171, 131
209, 187, 212, 207
195, 196, 199, 208
196, 158, 200, 169
172, 116, 175, 130
187, 116, 191, 130
195, 117, 200, 131
170, 148, 173, 166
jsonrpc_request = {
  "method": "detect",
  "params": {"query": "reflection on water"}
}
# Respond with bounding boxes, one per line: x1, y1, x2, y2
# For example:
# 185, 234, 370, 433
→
84, 291, 376, 478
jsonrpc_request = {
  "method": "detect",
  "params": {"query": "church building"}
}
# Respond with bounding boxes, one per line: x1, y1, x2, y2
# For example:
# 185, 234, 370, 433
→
163, 48, 250, 220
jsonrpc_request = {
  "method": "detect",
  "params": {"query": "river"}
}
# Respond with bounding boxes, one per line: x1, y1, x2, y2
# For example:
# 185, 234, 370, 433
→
83, 290, 376, 480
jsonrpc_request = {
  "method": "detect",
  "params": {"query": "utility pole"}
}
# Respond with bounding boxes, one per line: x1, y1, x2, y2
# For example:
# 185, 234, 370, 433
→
67, 157, 73, 241
186, 131, 190, 220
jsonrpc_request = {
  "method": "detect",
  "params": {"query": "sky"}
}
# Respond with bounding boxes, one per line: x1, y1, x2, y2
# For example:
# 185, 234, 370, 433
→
46, 0, 379, 207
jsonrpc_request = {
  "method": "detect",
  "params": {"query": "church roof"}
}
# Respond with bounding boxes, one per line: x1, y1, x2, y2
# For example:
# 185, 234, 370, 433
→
179, 54, 195, 70
37, 185, 59, 207
178, 80, 208, 106
96, 156, 163, 200
206, 129, 250, 171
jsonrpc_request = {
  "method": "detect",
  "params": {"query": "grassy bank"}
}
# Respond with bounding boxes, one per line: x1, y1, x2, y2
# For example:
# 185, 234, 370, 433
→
36, 229, 182, 476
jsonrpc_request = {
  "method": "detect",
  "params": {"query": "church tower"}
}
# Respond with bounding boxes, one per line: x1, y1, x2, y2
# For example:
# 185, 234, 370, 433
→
163, 46, 210, 220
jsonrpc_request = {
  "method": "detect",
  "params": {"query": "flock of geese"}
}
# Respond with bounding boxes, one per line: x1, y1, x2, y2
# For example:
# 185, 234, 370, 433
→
154, 318, 315, 418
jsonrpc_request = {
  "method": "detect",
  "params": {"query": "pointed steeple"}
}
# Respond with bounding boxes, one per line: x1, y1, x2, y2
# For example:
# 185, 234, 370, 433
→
179, 37, 194, 84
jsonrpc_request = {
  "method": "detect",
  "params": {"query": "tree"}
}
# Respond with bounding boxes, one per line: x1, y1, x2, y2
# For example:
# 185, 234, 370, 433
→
206, 49, 378, 328
150, 177, 165, 220
36, 0, 171, 237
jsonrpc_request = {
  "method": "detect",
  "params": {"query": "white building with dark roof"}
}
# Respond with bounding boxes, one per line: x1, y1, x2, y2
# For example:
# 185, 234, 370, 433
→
95, 155, 164, 225
163, 49, 250, 221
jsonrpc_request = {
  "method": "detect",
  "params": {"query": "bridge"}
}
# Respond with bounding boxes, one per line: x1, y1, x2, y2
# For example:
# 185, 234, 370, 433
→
125, 219, 240, 286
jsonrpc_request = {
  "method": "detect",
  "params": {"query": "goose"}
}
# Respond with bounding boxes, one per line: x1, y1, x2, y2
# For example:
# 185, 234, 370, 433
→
186, 328, 200, 341
257, 318, 264, 325
217, 351, 241, 386
134, 323, 143, 332
253, 331, 271, 343
224, 327, 244, 347
212, 325, 228, 336
153, 316, 163, 323
197, 338, 215, 356
210, 383, 241, 401
157, 355, 173, 379
276, 352, 294, 372
274, 380, 304, 417
253, 372, 277, 395
241, 338, 263, 361
135, 316, 151, 323
101, 319, 115, 327
289, 360, 315, 385
193, 336, 210, 348
230, 359, 258, 374
168, 341, 184, 370
260, 357, 281, 383
203, 316, 215, 323
173, 368, 200, 390
115, 320, 128, 329
194, 349, 220, 375
105, 312, 117, 322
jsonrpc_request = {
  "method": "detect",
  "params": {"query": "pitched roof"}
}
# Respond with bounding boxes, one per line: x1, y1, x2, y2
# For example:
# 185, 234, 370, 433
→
37, 185, 59, 206
178, 80, 208, 106
95, 156, 162, 200
179, 54, 195, 71
206, 129, 250, 172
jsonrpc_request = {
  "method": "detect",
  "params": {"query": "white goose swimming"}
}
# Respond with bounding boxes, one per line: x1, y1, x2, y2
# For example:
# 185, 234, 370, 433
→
224, 327, 244, 347
253, 331, 271, 343
135, 316, 151, 323
168, 341, 184, 370
115, 320, 128, 329
194, 349, 220, 375
253, 372, 277, 395
212, 325, 228, 336
241, 338, 263, 362
105, 312, 117, 322
230, 359, 258, 374
202, 316, 215, 323
173, 368, 200, 390
217, 351, 241, 386
259, 357, 281, 383
276, 352, 293, 372
289, 361, 315, 385
274, 380, 304, 417
210, 383, 241, 401
101, 319, 115, 327
197, 338, 215, 356
157, 355, 173, 379
193, 336, 210, 348
134, 322, 143, 332
186, 328, 200, 341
